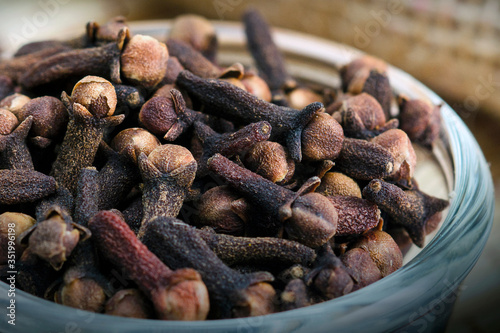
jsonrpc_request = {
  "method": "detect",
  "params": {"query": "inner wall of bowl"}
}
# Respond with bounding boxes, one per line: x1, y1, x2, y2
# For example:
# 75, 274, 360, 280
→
131, 21, 453, 262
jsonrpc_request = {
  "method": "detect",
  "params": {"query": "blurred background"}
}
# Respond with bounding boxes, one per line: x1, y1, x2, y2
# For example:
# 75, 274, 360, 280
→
0, 0, 498, 332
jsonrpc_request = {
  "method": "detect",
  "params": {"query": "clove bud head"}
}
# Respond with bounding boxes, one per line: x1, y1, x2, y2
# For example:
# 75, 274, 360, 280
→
147, 144, 197, 186
111, 127, 161, 164
152, 268, 210, 321
24, 213, 88, 270
121, 35, 169, 89
286, 192, 338, 248
71, 76, 117, 118
232, 282, 276, 318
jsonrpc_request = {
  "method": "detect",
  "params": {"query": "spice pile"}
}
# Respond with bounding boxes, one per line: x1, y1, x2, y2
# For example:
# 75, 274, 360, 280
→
0, 10, 448, 320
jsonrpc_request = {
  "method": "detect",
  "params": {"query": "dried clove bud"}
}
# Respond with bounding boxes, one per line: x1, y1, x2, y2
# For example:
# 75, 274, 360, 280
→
0, 93, 31, 118
280, 279, 311, 311
0, 212, 36, 264
350, 229, 403, 277
140, 89, 200, 141
20, 206, 90, 270
208, 154, 337, 247
166, 39, 221, 78
120, 34, 169, 89
177, 70, 324, 161
17, 96, 68, 147
105, 289, 154, 318
287, 87, 323, 110
195, 186, 245, 235
168, 14, 218, 62
335, 138, 395, 180
0, 169, 56, 205
305, 247, 353, 300
89, 210, 210, 320
138, 144, 197, 229
0, 115, 34, 170
301, 112, 344, 161
340, 248, 382, 291
370, 129, 416, 182
50, 76, 124, 194
141, 216, 276, 319
194, 120, 271, 176
340, 55, 387, 92
362, 179, 449, 247
240, 72, 272, 102
197, 227, 317, 267
110, 127, 160, 164
0, 108, 18, 135
244, 141, 295, 184
316, 172, 362, 198
398, 95, 442, 148
243, 9, 296, 101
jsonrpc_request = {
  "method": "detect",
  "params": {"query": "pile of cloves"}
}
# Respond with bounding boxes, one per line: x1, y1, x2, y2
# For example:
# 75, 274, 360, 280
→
0, 9, 449, 321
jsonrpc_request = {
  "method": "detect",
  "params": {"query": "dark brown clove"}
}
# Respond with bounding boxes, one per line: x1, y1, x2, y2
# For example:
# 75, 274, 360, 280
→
54, 167, 108, 312
197, 227, 317, 267
141, 216, 276, 319
195, 185, 245, 235
243, 9, 296, 102
370, 129, 416, 182
340, 55, 387, 93
301, 112, 344, 161
20, 205, 90, 270
50, 76, 124, 194
334, 138, 395, 181
398, 95, 442, 148
350, 229, 403, 277
88, 210, 210, 320
168, 14, 218, 63
280, 279, 311, 311
244, 141, 295, 184
0, 44, 72, 83
305, 246, 353, 300
357, 70, 392, 118
362, 179, 449, 247
194, 120, 271, 176
166, 39, 221, 78
137, 144, 197, 231
177, 70, 324, 161
207, 153, 337, 247
340, 248, 382, 291
139, 89, 202, 141
0, 169, 56, 205
0, 115, 34, 170
17, 96, 68, 147
0, 93, 31, 118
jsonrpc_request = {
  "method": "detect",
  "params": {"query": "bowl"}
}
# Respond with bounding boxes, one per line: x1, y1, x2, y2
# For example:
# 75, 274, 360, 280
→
0, 20, 494, 333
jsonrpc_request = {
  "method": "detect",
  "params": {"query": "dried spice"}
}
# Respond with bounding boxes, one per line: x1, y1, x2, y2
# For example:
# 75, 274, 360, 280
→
141, 216, 276, 318
362, 179, 449, 248
197, 227, 317, 267
194, 120, 271, 176
0, 9, 452, 321
0, 115, 34, 170
0, 170, 56, 205
207, 154, 337, 247
177, 70, 324, 161
89, 210, 210, 320
50, 76, 124, 194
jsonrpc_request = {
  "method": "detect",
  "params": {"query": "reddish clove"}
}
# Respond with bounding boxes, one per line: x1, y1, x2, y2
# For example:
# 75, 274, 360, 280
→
88, 210, 210, 320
